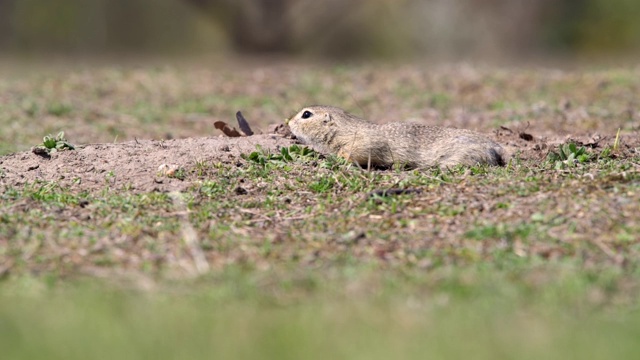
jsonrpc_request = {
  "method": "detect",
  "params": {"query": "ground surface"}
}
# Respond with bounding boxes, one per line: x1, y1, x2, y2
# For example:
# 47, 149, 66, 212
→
1, 60, 640, 359
1, 135, 294, 194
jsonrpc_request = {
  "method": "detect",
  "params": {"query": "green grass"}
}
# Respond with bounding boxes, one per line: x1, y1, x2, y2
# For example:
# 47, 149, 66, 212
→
1, 63, 640, 358
2, 265, 640, 360
2, 145, 639, 278
2, 154, 640, 358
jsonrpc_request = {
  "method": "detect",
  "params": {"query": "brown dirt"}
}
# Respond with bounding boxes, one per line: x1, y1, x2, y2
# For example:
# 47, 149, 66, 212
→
0, 135, 295, 194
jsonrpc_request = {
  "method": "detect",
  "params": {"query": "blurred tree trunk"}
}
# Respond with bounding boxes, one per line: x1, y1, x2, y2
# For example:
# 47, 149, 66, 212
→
182, 0, 291, 53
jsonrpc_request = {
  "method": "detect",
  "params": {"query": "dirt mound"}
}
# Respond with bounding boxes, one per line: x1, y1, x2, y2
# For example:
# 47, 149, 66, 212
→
1, 127, 635, 196
0, 135, 296, 194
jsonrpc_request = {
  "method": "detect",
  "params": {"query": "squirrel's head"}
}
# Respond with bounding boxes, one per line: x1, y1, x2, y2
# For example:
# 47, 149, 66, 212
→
287, 106, 336, 127
287, 105, 341, 144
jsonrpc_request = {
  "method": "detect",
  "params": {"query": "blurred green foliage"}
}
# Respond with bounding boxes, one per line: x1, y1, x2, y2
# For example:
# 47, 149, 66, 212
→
0, 0, 638, 58
578, 0, 640, 53
544, 0, 640, 54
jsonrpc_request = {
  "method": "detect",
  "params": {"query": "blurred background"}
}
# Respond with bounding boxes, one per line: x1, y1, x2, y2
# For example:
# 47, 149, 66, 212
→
0, 0, 639, 61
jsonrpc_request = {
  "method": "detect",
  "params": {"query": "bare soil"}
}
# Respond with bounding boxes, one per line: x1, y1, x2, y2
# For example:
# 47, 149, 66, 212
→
0, 135, 296, 194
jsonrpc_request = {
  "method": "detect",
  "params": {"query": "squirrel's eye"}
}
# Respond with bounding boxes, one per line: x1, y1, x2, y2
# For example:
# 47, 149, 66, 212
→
301, 111, 312, 119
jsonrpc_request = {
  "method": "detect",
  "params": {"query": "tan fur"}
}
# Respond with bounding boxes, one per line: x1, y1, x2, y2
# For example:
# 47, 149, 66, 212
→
287, 105, 506, 168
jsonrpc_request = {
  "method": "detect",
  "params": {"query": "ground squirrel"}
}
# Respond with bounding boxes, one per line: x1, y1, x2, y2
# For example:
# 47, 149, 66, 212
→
287, 105, 506, 168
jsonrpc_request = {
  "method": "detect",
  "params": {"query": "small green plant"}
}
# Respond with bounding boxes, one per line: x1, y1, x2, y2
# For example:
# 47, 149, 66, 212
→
244, 145, 317, 165
319, 154, 351, 170
599, 146, 612, 159
33, 131, 75, 155
104, 170, 116, 185
547, 143, 591, 169
282, 144, 316, 160
169, 168, 186, 181
308, 176, 336, 193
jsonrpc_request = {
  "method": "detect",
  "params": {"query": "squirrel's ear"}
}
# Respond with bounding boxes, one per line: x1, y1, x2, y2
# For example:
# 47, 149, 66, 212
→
323, 113, 331, 124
